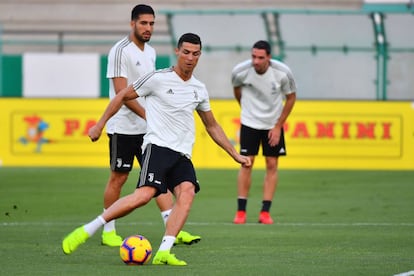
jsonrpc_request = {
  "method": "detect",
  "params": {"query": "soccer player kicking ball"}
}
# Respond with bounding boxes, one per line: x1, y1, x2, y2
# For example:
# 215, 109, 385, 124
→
101, 4, 200, 247
62, 33, 251, 266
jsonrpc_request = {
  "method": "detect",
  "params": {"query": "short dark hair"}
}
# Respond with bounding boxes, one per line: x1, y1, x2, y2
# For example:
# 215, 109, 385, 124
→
177, 33, 202, 49
131, 4, 155, 21
252, 40, 271, 55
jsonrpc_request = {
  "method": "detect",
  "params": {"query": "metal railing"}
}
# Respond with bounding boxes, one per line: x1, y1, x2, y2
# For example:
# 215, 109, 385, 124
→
1, 6, 414, 100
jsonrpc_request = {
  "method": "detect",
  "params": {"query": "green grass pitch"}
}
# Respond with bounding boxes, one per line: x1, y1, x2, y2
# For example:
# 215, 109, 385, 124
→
0, 168, 413, 275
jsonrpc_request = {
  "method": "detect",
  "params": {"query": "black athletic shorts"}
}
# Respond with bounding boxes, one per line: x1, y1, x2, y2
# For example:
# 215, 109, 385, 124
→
137, 144, 200, 197
239, 124, 287, 157
108, 133, 144, 172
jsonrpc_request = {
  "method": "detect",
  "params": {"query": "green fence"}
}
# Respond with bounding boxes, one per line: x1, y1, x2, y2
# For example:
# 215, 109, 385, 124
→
1, 5, 413, 99
161, 6, 414, 100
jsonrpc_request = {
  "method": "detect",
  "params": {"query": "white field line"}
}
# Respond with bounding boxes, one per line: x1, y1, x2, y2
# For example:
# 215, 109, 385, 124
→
1, 221, 414, 227
393, 271, 414, 276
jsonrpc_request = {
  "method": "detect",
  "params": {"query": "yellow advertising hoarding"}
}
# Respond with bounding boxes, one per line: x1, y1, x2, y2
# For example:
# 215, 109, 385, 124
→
0, 99, 107, 167
0, 99, 413, 170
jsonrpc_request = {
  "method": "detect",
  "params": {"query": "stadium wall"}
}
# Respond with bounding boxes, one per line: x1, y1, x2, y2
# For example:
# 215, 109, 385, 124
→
0, 54, 171, 97
2, 8, 414, 100
0, 98, 413, 170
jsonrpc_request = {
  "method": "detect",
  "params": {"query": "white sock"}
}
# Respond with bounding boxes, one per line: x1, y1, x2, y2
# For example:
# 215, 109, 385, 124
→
160, 209, 172, 226
158, 235, 176, 251
102, 209, 116, 232
84, 216, 106, 236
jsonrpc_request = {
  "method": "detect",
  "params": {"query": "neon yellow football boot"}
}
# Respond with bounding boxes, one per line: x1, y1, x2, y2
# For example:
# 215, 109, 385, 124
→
62, 226, 89, 254
152, 250, 187, 266
174, 230, 201, 245
101, 230, 123, 247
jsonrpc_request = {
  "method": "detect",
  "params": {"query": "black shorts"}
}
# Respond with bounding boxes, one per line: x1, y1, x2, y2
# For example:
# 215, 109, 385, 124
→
239, 124, 287, 157
137, 144, 200, 197
108, 133, 144, 172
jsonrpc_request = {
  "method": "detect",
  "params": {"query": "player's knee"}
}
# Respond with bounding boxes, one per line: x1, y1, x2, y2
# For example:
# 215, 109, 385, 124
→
175, 182, 195, 206
109, 171, 129, 188
132, 187, 156, 206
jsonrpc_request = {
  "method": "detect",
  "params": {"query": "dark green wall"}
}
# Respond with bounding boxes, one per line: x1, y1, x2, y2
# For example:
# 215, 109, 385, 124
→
100, 56, 109, 98
1, 55, 22, 97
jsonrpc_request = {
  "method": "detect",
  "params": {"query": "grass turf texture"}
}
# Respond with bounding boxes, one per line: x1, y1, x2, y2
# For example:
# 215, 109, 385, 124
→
0, 168, 413, 275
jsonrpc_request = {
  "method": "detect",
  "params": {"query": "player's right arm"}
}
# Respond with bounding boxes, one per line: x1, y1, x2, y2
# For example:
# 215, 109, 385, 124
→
88, 84, 138, 142
231, 61, 248, 106
113, 77, 146, 120
233, 86, 242, 105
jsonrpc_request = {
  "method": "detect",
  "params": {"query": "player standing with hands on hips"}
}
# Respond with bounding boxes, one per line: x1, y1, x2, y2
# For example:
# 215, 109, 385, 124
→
102, 4, 200, 247
62, 33, 251, 265
232, 40, 296, 225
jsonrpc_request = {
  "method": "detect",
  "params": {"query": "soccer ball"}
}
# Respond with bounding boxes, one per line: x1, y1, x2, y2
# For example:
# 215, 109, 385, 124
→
119, 235, 152, 265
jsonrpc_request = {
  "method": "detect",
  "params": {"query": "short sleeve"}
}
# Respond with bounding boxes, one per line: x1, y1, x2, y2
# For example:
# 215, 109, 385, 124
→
107, 47, 128, 79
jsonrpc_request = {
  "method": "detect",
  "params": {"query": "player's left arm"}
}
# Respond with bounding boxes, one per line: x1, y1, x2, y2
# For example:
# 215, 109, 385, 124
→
197, 110, 251, 167
268, 92, 296, 147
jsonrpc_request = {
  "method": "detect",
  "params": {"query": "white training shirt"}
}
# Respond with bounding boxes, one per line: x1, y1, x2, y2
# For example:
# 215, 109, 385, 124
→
231, 59, 297, 130
132, 68, 211, 157
106, 36, 156, 135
